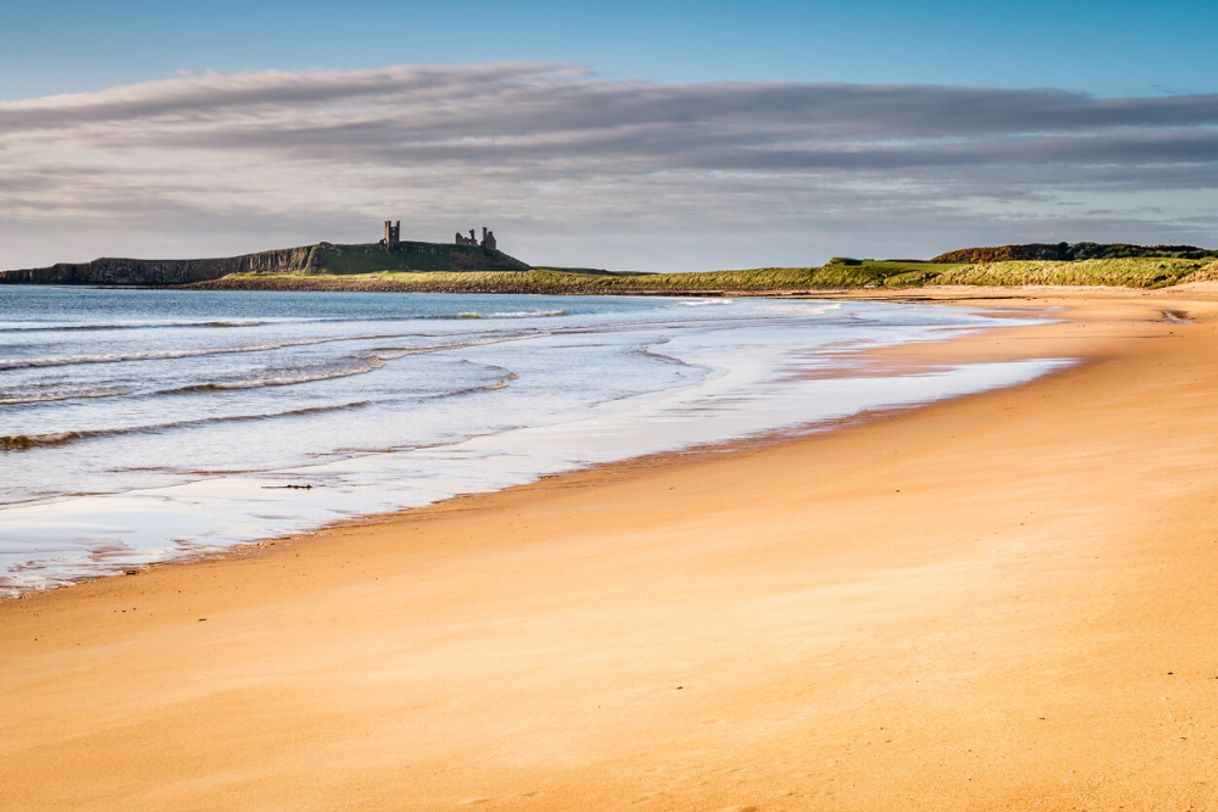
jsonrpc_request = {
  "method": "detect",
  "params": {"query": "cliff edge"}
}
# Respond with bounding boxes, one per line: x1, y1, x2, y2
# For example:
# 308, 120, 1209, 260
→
0, 241, 530, 286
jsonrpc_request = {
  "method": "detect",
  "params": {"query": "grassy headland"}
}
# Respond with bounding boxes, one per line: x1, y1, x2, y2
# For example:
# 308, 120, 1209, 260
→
931, 241, 1217, 263
0, 240, 529, 287
307, 241, 529, 273
5, 239, 1216, 293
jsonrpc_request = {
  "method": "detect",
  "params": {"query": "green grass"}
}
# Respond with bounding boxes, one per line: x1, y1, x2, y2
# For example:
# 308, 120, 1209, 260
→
202, 260, 963, 293
309, 241, 530, 274
929, 257, 1215, 288
197, 256, 1218, 294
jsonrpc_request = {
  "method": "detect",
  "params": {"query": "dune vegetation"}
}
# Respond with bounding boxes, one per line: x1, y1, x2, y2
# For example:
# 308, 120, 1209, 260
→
193, 262, 951, 293
8, 239, 1215, 293
931, 257, 1218, 288
195, 255, 1218, 294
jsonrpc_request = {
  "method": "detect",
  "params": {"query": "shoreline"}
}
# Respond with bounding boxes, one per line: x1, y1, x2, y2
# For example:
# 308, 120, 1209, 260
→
0, 292, 1056, 597
4, 286, 1218, 808
0, 292, 1062, 596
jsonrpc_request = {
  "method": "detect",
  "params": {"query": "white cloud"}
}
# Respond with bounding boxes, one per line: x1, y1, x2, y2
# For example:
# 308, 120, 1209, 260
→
1, 63, 1215, 271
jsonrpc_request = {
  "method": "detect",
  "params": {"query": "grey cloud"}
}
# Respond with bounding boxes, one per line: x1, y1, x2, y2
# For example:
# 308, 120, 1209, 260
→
0, 63, 568, 131
1, 63, 1215, 271
6, 64, 1218, 139
45, 71, 1211, 182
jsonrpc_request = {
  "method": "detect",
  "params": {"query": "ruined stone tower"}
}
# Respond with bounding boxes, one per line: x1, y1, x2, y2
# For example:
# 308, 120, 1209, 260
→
383, 220, 401, 250
455, 226, 498, 250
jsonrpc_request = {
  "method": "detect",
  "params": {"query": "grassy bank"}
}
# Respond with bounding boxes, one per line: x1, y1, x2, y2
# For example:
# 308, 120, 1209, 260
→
192, 256, 1218, 294
931, 257, 1217, 288
194, 261, 960, 294
308, 241, 529, 273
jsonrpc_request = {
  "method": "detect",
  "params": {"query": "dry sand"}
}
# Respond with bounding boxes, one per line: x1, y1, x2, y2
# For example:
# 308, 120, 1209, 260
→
3, 287, 1218, 810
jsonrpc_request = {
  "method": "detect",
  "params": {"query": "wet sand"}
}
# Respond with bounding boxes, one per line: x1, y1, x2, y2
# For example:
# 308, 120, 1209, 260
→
3, 287, 1218, 809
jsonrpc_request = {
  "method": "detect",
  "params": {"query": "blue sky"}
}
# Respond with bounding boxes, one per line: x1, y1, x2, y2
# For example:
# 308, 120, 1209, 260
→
2, 1, 1216, 270
5, 0, 1215, 99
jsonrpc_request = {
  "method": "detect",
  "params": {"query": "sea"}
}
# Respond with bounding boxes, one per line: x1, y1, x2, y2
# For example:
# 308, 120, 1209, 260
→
0, 287, 1066, 594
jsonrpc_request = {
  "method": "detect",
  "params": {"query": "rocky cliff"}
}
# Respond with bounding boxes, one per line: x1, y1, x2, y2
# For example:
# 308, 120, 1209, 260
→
0, 241, 529, 285
0, 245, 323, 285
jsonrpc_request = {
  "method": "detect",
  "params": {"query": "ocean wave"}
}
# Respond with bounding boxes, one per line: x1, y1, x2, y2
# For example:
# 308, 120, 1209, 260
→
0, 332, 413, 371
0, 328, 544, 372
371, 333, 539, 361
0, 337, 338, 371
444, 309, 568, 320
679, 299, 734, 307
167, 356, 385, 393
0, 319, 266, 333
445, 364, 519, 396
807, 303, 844, 315
1, 430, 99, 451
0, 401, 373, 452
0, 387, 130, 406
2, 335, 533, 407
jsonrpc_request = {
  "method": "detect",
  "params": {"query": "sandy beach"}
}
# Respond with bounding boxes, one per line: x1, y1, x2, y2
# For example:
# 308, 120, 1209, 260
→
3, 286, 1218, 810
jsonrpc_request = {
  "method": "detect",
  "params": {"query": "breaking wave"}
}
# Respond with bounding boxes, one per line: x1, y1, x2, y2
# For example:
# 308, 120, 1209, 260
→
0, 336, 352, 371
0, 320, 266, 333
1, 401, 374, 452
0, 387, 130, 406
445, 309, 568, 320
0, 328, 543, 372
167, 356, 385, 393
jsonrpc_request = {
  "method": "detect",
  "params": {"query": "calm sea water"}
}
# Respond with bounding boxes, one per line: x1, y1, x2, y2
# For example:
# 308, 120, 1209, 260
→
0, 287, 1064, 593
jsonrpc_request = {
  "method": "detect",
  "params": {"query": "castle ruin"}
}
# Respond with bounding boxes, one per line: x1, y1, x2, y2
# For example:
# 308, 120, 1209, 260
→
382, 220, 400, 250
378, 219, 498, 252
456, 227, 497, 251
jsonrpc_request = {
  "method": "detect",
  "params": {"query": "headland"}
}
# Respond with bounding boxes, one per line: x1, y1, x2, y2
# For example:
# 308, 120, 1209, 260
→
3, 226, 1215, 294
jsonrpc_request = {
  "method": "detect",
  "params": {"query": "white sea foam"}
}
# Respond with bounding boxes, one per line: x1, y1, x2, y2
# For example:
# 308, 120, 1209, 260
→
679, 298, 734, 306
447, 309, 568, 319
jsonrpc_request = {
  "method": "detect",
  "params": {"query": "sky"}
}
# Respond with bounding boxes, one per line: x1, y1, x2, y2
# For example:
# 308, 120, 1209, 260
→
2, 0, 1217, 271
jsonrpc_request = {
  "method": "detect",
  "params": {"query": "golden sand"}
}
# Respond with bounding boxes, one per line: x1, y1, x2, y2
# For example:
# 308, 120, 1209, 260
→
3, 287, 1218, 810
